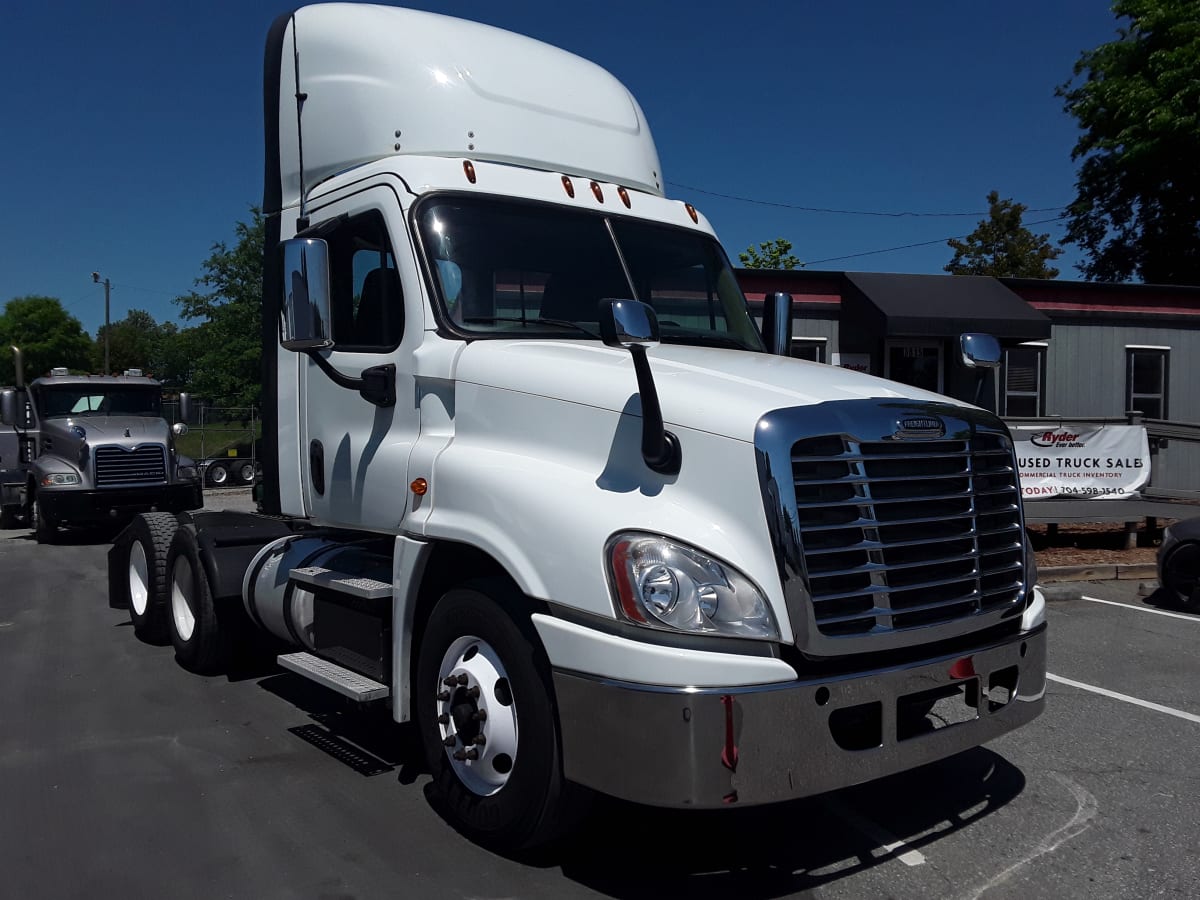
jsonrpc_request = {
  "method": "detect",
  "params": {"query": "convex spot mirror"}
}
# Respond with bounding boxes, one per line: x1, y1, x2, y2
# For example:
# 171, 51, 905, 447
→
599, 299, 660, 349
281, 238, 334, 351
960, 333, 1002, 369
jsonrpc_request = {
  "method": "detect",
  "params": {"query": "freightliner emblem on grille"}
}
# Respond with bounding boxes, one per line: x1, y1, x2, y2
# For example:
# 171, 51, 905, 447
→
894, 415, 946, 439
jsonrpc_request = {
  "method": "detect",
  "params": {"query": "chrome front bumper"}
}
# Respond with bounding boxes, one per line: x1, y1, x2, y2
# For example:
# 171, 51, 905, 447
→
554, 624, 1046, 808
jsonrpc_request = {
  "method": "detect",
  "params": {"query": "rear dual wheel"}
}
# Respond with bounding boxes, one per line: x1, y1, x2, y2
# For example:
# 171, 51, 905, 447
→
122, 512, 180, 642
167, 525, 227, 673
1161, 541, 1200, 612
416, 580, 579, 850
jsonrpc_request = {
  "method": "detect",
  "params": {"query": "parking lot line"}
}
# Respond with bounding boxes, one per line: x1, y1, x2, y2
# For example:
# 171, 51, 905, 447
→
823, 796, 927, 867
1080, 595, 1200, 622
1047, 673, 1200, 724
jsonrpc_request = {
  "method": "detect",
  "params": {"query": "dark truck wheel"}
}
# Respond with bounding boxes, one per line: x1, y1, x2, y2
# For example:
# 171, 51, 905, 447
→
236, 462, 257, 485
121, 513, 180, 642
166, 525, 228, 673
206, 463, 229, 487
1161, 540, 1200, 612
415, 579, 580, 851
0, 505, 19, 530
31, 494, 58, 544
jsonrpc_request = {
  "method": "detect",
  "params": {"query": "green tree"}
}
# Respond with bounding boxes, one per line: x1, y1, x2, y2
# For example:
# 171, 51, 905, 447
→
93, 309, 187, 381
945, 191, 1063, 278
175, 209, 264, 407
739, 238, 802, 270
0, 296, 94, 384
1057, 0, 1200, 283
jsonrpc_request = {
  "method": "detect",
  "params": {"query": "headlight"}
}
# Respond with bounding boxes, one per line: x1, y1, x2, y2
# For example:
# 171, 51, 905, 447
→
606, 534, 778, 640
176, 465, 199, 481
41, 473, 81, 486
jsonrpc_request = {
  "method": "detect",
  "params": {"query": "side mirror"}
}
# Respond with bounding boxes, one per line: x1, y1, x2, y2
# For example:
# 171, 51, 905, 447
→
599, 299, 660, 349
960, 333, 1001, 369
281, 238, 334, 350
761, 291, 794, 356
172, 422, 189, 437
179, 392, 193, 425
1, 389, 17, 427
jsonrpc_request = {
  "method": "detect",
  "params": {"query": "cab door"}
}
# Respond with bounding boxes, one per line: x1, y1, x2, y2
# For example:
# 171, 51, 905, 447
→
298, 186, 422, 532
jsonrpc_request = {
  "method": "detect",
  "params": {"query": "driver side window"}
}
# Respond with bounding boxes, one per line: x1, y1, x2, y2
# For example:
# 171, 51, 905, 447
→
325, 210, 405, 351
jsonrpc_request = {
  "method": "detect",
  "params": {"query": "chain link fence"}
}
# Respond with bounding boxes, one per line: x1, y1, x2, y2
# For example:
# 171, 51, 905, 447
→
164, 402, 260, 488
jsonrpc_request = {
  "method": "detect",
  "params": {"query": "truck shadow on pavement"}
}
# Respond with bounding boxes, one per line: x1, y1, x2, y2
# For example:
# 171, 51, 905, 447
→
554, 747, 1026, 898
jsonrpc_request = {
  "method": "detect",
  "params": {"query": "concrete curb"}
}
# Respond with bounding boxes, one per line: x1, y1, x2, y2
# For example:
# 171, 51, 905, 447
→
1039, 563, 1157, 584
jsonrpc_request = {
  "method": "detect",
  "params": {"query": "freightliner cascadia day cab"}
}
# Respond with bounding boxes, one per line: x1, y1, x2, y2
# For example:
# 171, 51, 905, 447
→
1, 353, 202, 542
107, 3, 1046, 849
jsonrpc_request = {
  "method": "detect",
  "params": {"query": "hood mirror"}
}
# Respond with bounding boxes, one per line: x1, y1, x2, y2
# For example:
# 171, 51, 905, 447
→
960, 333, 1002, 369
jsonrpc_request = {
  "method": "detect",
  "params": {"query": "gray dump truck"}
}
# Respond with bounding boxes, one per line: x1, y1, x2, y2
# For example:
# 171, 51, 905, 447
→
0, 352, 203, 541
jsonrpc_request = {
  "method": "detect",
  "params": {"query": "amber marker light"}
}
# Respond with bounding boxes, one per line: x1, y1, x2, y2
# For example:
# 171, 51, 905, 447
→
590, 180, 604, 203
562, 175, 575, 198
410, 478, 429, 496
463, 160, 477, 184
617, 186, 631, 208
684, 202, 699, 223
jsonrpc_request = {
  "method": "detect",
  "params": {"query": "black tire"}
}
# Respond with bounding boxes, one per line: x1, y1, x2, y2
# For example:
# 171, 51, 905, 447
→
121, 513, 180, 642
415, 580, 578, 851
166, 525, 227, 673
206, 463, 229, 487
32, 494, 57, 544
1162, 541, 1200, 612
236, 462, 257, 485
0, 506, 18, 530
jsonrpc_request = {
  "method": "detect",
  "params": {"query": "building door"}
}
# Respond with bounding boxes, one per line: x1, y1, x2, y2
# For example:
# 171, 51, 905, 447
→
885, 340, 943, 393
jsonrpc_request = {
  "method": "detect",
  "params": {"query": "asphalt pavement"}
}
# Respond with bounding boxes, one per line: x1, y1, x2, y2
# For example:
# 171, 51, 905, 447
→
2, 515, 1198, 899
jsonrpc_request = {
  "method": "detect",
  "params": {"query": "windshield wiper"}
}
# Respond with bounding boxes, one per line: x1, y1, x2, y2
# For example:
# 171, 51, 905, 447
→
659, 330, 749, 350
463, 316, 600, 339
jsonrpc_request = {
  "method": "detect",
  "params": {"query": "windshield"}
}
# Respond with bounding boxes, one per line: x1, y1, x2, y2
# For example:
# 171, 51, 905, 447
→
37, 387, 162, 418
417, 197, 765, 351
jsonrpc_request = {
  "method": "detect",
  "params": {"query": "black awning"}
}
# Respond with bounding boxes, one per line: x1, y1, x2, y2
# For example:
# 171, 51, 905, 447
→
843, 272, 1051, 340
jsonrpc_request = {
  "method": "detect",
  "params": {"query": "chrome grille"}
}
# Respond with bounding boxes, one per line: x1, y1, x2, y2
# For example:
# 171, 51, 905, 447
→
94, 445, 168, 487
791, 432, 1023, 637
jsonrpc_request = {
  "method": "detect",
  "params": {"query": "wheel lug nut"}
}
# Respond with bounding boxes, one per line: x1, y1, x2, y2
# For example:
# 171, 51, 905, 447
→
453, 748, 480, 761
465, 685, 480, 699
472, 710, 487, 722
456, 673, 469, 685
471, 735, 486, 746
437, 690, 450, 701
443, 676, 457, 687
437, 713, 449, 725
443, 734, 456, 747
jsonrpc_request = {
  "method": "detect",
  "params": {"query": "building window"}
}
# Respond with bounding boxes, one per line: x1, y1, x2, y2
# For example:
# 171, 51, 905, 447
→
790, 338, 826, 363
1002, 345, 1045, 417
885, 340, 942, 393
1126, 347, 1168, 419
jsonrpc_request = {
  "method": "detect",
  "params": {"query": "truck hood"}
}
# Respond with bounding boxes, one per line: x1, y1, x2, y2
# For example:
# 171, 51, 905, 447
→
45, 416, 168, 442
454, 340, 954, 440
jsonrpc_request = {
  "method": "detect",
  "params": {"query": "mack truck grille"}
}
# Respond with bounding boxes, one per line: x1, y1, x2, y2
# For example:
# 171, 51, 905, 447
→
790, 431, 1024, 637
94, 445, 168, 487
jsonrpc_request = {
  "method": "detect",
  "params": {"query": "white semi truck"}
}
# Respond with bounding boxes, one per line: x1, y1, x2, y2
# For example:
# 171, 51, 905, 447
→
108, 3, 1046, 850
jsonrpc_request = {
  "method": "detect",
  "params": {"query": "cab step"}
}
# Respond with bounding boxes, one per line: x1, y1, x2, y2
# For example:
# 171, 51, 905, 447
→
277, 651, 390, 702
289, 566, 392, 600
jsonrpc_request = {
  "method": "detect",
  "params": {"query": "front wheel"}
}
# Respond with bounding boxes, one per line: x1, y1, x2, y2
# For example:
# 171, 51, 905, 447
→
416, 581, 578, 850
32, 495, 57, 544
1162, 541, 1200, 612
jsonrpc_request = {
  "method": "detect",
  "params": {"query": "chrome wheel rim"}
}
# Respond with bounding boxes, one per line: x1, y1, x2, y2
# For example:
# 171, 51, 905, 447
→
128, 541, 150, 616
170, 555, 196, 641
435, 635, 518, 796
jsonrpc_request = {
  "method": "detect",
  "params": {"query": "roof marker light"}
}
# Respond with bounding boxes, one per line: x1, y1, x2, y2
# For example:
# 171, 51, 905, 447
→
590, 181, 604, 203
684, 203, 699, 224
463, 160, 477, 184
562, 175, 575, 198
618, 186, 631, 208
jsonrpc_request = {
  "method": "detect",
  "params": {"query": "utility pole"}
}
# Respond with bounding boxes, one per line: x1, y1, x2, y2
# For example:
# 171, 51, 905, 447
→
92, 272, 111, 374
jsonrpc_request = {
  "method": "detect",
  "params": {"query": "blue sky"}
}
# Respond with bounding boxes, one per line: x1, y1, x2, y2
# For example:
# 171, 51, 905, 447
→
0, 1, 1120, 337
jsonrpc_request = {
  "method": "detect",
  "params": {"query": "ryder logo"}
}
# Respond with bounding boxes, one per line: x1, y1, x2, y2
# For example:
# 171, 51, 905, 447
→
1031, 430, 1084, 448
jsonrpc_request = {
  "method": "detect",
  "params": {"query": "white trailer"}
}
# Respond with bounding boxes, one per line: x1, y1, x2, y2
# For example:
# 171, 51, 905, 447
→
109, 3, 1046, 850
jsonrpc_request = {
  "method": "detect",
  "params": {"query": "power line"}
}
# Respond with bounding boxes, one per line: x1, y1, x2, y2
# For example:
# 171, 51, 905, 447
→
668, 180, 1068, 218
803, 215, 1068, 266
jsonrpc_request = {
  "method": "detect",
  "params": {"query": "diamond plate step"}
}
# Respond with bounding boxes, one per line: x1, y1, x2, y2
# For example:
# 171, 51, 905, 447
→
289, 566, 392, 600
277, 651, 390, 702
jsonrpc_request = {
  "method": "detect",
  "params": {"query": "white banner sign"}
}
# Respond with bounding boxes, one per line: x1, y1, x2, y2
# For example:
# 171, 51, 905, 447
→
1012, 424, 1150, 500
